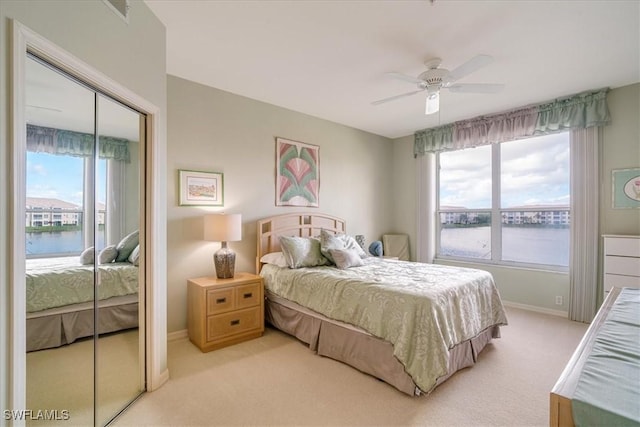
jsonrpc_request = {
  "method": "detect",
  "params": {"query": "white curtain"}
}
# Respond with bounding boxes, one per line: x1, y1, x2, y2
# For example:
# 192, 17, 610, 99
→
568, 127, 600, 322
415, 153, 436, 263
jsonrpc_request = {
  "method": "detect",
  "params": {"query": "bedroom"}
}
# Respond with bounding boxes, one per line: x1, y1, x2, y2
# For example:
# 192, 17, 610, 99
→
1, 1, 639, 426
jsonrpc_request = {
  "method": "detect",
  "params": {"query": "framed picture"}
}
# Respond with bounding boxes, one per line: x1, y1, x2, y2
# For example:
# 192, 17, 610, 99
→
612, 167, 640, 209
276, 137, 320, 207
178, 169, 224, 206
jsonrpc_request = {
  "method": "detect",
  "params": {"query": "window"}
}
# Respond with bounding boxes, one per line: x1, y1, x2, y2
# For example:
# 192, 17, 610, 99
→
26, 151, 107, 258
437, 132, 570, 269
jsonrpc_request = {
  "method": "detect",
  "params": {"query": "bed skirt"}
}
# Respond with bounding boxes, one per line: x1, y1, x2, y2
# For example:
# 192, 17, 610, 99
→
265, 291, 500, 396
26, 294, 139, 352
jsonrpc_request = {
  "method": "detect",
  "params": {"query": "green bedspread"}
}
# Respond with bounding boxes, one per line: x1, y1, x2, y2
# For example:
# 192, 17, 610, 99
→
26, 256, 139, 313
261, 258, 508, 392
572, 288, 640, 427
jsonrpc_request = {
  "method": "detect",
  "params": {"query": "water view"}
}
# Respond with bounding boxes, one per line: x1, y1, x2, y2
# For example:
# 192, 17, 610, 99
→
26, 230, 105, 257
440, 226, 569, 266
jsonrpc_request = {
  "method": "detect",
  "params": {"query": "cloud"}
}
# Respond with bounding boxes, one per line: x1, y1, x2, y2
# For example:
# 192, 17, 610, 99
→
440, 145, 492, 208
27, 162, 47, 176
440, 133, 570, 208
26, 184, 59, 199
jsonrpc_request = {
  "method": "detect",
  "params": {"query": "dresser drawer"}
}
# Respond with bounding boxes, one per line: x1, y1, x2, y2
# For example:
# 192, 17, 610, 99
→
604, 274, 640, 292
605, 237, 640, 257
604, 256, 640, 277
207, 288, 235, 314
207, 306, 262, 341
235, 282, 261, 309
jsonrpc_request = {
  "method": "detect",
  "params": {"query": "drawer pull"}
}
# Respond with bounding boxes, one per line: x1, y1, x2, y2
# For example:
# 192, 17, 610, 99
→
216, 297, 226, 304
243, 292, 253, 299
230, 319, 240, 326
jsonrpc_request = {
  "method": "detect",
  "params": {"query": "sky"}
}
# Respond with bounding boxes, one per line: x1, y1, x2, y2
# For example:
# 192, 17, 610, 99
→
26, 152, 106, 206
439, 132, 570, 209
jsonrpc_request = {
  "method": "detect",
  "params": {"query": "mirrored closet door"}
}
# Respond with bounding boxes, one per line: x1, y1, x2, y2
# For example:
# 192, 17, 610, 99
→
24, 53, 146, 426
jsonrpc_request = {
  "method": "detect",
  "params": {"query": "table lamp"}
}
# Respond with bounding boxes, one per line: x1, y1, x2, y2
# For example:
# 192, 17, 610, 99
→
204, 213, 242, 279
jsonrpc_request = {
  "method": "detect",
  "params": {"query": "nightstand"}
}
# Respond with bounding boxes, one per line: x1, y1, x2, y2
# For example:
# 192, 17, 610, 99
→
187, 272, 264, 352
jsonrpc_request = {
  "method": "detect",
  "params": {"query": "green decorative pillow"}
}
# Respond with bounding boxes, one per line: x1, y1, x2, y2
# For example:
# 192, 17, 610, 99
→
329, 248, 364, 269
99, 245, 118, 264
115, 230, 139, 262
128, 244, 140, 266
79, 247, 95, 265
279, 236, 330, 268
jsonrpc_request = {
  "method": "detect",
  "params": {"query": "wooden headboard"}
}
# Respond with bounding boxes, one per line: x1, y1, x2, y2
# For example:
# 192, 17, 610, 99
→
256, 213, 346, 272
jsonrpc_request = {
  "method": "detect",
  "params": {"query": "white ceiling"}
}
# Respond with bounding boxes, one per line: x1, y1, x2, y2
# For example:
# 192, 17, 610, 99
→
145, 0, 640, 139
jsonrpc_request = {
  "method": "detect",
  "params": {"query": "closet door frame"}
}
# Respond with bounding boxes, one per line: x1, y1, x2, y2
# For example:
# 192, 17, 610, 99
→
9, 20, 168, 423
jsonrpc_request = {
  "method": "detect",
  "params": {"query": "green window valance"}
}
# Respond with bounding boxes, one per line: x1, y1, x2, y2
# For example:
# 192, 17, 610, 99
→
414, 88, 610, 156
27, 124, 131, 162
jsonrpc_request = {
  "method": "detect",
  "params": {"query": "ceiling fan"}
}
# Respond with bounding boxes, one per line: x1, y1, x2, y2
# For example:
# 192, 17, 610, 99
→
372, 54, 504, 115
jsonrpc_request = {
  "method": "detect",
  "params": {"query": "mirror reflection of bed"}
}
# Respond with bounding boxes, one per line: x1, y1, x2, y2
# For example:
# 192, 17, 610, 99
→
25, 236, 142, 426
26, 253, 139, 353
24, 53, 145, 426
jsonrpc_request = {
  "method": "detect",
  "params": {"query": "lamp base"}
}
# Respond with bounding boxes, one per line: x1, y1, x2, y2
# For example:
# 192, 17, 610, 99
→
214, 242, 236, 279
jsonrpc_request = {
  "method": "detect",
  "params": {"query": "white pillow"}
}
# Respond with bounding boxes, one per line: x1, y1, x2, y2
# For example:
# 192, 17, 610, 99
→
99, 245, 118, 264
128, 244, 140, 266
329, 248, 364, 269
320, 229, 367, 264
79, 247, 95, 265
259, 252, 289, 268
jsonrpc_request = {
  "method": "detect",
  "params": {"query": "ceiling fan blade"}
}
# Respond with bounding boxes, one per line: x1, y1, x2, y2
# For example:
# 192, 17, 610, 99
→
385, 72, 424, 85
446, 55, 494, 82
371, 89, 425, 105
447, 83, 504, 93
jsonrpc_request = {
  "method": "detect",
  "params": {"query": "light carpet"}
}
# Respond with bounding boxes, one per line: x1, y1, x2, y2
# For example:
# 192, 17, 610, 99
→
115, 307, 588, 427
26, 329, 143, 427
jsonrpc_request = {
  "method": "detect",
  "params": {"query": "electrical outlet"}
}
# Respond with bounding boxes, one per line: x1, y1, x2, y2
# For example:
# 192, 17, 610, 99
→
555, 296, 563, 305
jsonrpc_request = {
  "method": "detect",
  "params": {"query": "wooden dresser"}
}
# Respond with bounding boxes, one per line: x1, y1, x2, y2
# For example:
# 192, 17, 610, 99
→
603, 235, 640, 297
187, 272, 264, 352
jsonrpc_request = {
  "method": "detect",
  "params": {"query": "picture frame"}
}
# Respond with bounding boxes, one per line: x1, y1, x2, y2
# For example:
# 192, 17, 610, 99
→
178, 169, 224, 206
612, 167, 640, 209
276, 137, 320, 207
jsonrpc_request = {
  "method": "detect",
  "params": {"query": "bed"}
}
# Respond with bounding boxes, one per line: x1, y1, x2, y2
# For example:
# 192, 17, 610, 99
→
256, 213, 508, 396
550, 287, 640, 427
26, 256, 139, 352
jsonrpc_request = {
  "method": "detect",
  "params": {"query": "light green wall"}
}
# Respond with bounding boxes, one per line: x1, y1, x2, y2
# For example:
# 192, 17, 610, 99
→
390, 83, 640, 313
166, 75, 394, 333
1, 0, 166, 411
600, 83, 640, 236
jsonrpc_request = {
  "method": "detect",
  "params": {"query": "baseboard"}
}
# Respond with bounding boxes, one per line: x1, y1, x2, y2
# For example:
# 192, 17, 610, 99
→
167, 329, 188, 342
502, 300, 568, 318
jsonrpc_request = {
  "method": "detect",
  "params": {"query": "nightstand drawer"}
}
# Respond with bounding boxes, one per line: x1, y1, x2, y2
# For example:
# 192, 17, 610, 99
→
207, 306, 262, 341
207, 288, 235, 314
235, 282, 261, 309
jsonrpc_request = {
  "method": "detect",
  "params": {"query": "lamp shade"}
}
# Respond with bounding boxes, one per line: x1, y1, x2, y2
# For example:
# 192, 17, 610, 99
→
204, 214, 242, 242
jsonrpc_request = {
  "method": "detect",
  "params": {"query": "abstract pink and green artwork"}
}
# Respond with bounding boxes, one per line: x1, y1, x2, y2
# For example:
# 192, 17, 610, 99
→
276, 137, 319, 207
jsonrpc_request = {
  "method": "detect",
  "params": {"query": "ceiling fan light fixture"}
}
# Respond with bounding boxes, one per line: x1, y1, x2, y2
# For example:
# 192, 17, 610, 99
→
425, 91, 439, 115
